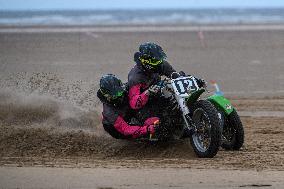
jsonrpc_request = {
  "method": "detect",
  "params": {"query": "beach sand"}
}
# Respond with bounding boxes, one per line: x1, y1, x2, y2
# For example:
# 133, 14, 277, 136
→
1, 25, 284, 97
0, 25, 284, 188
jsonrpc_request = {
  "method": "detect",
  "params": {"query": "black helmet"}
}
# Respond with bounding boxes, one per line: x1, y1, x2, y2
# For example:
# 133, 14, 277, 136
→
99, 74, 126, 106
138, 42, 167, 72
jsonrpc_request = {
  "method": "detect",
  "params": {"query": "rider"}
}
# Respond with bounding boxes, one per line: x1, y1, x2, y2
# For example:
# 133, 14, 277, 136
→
128, 42, 176, 110
128, 42, 206, 110
97, 74, 159, 139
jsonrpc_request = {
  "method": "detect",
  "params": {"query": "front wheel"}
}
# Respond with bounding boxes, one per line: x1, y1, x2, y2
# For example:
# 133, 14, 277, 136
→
189, 100, 221, 158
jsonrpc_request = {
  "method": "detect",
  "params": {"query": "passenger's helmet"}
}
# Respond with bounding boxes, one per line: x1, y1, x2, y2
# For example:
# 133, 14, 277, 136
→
138, 42, 167, 72
99, 74, 126, 106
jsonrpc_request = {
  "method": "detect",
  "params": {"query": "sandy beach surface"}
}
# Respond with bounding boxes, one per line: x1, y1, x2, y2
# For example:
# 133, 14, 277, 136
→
0, 25, 284, 188
1, 167, 284, 189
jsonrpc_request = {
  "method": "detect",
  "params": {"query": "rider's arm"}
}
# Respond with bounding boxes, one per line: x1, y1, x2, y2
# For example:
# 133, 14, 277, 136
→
128, 84, 149, 110
160, 61, 176, 77
102, 104, 154, 139
113, 116, 150, 138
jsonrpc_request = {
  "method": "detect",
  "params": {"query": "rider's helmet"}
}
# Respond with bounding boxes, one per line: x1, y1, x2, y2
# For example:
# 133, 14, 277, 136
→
98, 74, 126, 107
138, 42, 167, 73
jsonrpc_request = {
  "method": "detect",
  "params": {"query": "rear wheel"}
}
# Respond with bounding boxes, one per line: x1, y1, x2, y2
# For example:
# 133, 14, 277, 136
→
189, 100, 221, 158
221, 110, 244, 150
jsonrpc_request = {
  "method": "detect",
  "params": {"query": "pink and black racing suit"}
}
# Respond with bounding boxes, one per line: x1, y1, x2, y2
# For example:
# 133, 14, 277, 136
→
98, 91, 158, 139
128, 54, 176, 110
101, 103, 158, 139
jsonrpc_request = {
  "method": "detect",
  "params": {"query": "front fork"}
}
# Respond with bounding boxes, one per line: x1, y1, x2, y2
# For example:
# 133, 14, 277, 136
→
176, 96, 197, 133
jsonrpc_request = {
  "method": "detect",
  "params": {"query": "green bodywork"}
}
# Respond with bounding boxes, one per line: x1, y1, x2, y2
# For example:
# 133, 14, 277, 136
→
185, 89, 234, 116
207, 95, 234, 116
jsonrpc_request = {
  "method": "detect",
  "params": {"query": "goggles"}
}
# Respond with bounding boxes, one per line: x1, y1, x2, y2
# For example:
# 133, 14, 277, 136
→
140, 57, 163, 67
100, 89, 124, 101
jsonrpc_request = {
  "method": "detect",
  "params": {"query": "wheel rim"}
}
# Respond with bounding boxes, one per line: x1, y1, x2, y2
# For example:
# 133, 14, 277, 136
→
192, 108, 212, 153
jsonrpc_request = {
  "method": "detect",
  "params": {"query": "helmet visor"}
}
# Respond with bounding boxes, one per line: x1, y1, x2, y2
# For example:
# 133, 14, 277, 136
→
110, 90, 125, 106
148, 58, 163, 66
100, 88, 125, 100
111, 90, 124, 100
140, 57, 163, 66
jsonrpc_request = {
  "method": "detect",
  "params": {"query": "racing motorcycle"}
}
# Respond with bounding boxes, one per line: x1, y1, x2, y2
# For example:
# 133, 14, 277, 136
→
136, 72, 244, 158
136, 72, 221, 158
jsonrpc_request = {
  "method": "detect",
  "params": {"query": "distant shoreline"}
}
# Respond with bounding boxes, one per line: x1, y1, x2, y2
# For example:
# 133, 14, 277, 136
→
1, 9, 284, 27
1, 24, 284, 33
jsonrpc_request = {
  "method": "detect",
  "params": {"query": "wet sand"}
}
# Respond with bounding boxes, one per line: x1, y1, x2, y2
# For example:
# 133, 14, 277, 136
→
0, 25, 284, 188
1, 167, 284, 189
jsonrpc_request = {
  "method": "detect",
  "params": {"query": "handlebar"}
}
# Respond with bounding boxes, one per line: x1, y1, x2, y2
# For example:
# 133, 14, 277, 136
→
153, 73, 210, 94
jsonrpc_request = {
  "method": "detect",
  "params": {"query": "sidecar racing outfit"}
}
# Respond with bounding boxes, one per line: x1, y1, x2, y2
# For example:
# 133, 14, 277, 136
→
97, 74, 159, 139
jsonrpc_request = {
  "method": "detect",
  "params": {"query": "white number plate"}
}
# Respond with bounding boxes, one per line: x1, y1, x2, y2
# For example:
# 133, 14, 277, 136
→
171, 76, 199, 97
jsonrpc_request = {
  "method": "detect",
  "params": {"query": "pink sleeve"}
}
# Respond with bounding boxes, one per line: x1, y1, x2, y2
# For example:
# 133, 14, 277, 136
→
144, 117, 159, 126
114, 116, 148, 138
128, 84, 149, 110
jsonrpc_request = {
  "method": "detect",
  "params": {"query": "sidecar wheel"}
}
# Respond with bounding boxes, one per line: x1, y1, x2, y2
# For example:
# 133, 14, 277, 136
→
221, 110, 244, 150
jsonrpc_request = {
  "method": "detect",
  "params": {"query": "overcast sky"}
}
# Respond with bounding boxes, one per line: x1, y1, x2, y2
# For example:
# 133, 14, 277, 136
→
1, 0, 284, 10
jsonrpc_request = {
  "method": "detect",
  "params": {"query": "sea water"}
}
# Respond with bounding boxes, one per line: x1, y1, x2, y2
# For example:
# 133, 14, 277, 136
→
0, 8, 284, 26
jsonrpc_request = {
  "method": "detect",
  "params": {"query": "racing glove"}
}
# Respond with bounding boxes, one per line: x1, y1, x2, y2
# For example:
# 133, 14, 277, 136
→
144, 118, 160, 139
147, 84, 161, 95
172, 71, 188, 79
147, 124, 156, 135
178, 71, 186, 76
